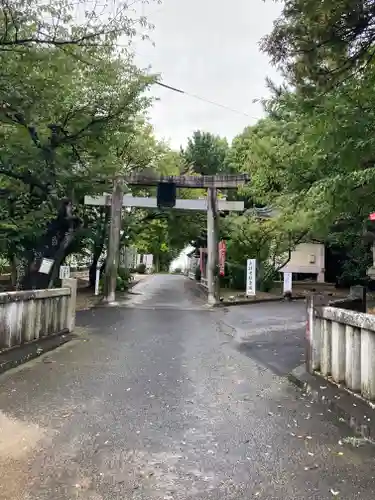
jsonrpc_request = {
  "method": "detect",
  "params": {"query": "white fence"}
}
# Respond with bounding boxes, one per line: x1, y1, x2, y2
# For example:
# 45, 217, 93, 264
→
307, 301, 375, 401
0, 279, 77, 350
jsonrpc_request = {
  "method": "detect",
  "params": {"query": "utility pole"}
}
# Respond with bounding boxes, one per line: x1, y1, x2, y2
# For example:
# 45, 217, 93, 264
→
103, 176, 123, 303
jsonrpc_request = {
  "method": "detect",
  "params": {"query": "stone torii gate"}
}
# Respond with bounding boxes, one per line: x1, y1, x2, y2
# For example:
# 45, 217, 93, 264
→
84, 173, 248, 305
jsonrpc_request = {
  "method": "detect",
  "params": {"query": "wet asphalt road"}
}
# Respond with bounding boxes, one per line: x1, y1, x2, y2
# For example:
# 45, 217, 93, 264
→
0, 274, 374, 499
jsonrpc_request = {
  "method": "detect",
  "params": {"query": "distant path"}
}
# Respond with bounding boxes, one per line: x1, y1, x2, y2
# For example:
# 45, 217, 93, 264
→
0, 274, 374, 499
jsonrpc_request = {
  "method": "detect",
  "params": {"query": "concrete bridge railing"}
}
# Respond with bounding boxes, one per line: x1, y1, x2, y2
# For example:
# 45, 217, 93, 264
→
307, 294, 375, 401
0, 278, 77, 350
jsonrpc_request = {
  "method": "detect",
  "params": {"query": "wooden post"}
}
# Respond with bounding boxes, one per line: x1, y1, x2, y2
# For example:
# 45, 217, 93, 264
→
207, 187, 218, 306
103, 177, 123, 303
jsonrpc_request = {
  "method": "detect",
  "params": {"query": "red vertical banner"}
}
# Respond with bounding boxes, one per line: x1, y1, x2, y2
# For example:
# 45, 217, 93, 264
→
218, 240, 226, 276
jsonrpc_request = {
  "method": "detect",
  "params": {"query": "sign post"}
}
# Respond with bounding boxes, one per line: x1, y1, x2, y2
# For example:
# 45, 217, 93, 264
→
246, 259, 256, 297
283, 272, 292, 294
59, 265, 70, 280
95, 262, 101, 296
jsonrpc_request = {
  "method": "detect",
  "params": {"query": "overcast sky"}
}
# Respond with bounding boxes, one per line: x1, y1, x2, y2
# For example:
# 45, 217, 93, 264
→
133, 0, 283, 150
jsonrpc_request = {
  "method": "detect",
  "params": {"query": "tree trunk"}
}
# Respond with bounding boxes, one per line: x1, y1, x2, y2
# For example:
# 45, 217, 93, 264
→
20, 199, 81, 290
154, 253, 160, 273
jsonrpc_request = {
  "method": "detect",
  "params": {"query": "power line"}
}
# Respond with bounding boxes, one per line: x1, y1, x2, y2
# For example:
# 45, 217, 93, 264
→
109, 46, 259, 119
154, 81, 254, 118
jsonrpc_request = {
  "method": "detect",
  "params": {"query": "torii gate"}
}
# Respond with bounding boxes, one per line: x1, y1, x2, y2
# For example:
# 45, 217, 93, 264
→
84, 173, 248, 305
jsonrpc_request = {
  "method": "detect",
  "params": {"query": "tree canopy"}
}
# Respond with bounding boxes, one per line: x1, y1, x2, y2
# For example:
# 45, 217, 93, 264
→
181, 130, 229, 175
262, 0, 375, 89
2, 0, 374, 290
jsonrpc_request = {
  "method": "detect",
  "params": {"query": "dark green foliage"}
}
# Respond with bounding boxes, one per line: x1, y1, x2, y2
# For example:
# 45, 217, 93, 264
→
136, 263, 147, 274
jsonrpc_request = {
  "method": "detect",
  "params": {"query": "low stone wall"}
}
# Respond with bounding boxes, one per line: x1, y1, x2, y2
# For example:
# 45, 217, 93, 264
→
0, 278, 77, 350
307, 293, 375, 401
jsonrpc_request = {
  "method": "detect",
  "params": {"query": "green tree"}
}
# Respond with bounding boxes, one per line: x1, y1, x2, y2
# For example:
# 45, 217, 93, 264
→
0, 0, 158, 288
262, 0, 375, 89
181, 130, 229, 175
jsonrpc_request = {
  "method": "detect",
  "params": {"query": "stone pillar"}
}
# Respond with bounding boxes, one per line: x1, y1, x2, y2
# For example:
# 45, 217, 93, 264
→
321, 318, 332, 377
345, 325, 361, 392
62, 278, 77, 332
104, 177, 123, 303
331, 321, 346, 382
306, 293, 328, 373
361, 329, 375, 400
207, 188, 218, 306
317, 272, 325, 283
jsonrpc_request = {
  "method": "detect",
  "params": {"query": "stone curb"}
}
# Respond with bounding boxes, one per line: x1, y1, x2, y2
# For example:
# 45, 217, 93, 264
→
0, 331, 76, 376
192, 280, 307, 307
215, 296, 306, 307
288, 364, 375, 443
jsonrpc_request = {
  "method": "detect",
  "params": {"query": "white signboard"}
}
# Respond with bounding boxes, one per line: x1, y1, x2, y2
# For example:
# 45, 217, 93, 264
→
59, 265, 70, 279
283, 272, 292, 293
144, 254, 153, 269
39, 258, 54, 274
246, 259, 256, 296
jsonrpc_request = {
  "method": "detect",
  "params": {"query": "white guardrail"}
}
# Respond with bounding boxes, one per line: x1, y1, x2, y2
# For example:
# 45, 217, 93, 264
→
307, 301, 375, 401
0, 279, 77, 350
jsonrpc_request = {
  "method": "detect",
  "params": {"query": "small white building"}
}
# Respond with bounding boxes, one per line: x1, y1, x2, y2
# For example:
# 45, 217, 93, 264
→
251, 207, 325, 282
280, 242, 325, 282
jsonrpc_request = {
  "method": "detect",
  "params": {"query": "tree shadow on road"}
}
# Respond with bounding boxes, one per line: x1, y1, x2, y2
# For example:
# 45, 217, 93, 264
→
236, 327, 305, 377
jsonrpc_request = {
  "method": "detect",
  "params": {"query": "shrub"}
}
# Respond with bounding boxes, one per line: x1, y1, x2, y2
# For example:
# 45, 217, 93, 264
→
136, 263, 146, 274
98, 268, 133, 293
116, 268, 133, 291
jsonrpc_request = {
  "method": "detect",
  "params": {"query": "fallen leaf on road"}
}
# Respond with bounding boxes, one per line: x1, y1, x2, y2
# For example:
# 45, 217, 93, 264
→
304, 465, 318, 471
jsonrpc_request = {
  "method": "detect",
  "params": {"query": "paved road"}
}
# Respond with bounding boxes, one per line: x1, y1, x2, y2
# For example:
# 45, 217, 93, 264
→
0, 275, 374, 499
